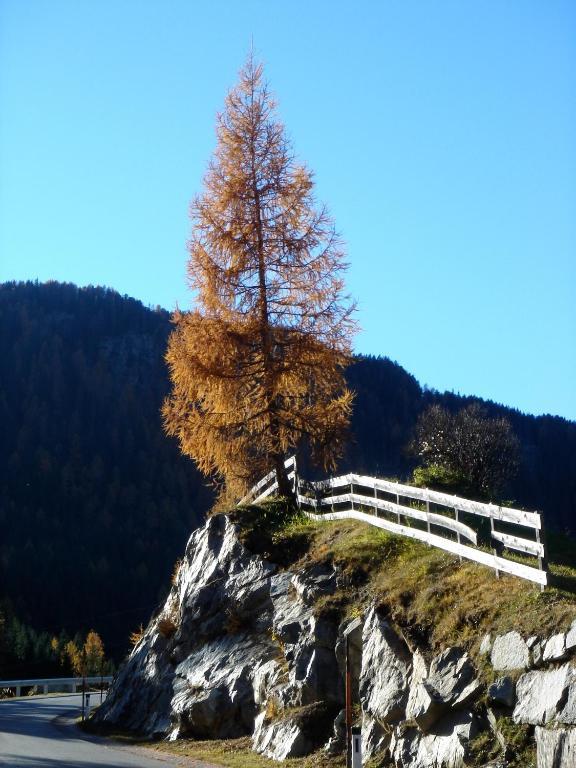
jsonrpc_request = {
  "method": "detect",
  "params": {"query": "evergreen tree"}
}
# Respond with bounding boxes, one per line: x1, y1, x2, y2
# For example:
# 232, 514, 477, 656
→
163, 56, 356, 499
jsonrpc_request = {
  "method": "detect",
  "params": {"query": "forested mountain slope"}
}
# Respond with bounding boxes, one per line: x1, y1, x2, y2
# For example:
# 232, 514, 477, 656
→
0, 281, 574, 658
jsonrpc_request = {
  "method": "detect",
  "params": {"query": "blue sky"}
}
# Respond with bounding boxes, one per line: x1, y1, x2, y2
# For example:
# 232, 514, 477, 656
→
1, 1, 574, 420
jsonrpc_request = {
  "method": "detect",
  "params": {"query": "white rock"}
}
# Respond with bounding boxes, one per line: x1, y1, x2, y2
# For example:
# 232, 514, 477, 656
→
565, 620, 576, 652
407, 648, 481, 732
252, 711, 311, 759
391, 710, 477, 768
359, 607, 411, 725
490, 631, 530, 671
557, 666, 576, 725
513, 663, 574, 725
535, 726, 576, 768
479, 633, 492, 656
361, 713, 390, 759
543, 633, 568, 663
406, 650, 429, 721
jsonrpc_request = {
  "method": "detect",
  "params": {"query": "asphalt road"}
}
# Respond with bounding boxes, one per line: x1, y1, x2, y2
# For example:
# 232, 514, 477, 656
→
0, 694, 205, 768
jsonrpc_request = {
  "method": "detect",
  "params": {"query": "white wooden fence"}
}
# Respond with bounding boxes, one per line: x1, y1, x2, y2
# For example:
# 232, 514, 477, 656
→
240, 456, 547, 588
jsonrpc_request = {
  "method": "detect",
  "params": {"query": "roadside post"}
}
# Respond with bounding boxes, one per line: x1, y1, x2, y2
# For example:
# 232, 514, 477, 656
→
344, 617, 363, 768
351, 726, 362, 768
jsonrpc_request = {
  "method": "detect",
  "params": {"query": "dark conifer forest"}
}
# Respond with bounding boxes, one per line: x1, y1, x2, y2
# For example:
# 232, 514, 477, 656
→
1, 281, 575, 670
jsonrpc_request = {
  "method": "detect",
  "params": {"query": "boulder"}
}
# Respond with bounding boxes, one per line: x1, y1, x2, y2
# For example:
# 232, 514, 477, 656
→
407, 648, 481, 732
290, 563, 336, 604
535, 726, 576, 768
359, 607, 411, 725
252, 701, 338, 760
566, 620, 576, 652
324, 708, 346, 755
487, 677, 515, 709
361, 713, 390, 758
543, 633, 568, 663
557, 669, 576, 725
253, 711, 313, 759
170, 634, 275, 739
406, 650, 429, 722
270, 572, 340, 708
391, 710, 477, 768
490, 631, 530, 671
513, 663, 574, 725
479, 634, 492, 656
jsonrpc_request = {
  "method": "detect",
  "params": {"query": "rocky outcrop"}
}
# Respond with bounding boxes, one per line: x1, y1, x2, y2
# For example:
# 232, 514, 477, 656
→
95, 515, 576, 767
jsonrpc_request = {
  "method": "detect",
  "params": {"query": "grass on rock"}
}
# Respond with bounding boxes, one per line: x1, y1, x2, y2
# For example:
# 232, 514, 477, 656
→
229, 500, 576, 653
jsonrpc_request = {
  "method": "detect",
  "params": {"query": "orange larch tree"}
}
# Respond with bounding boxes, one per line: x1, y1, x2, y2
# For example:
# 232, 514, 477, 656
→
163, 56, 357, 501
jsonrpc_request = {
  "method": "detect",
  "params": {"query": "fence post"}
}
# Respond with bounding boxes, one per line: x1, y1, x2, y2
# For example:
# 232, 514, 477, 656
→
396, 492, 400, 525
536, 515, 547, 593
426, 497, 431, 540
350, 478, 354, 513
455, 508, 462, 562
373, 480, 378, 517
293, 456, 301, 510
490, 517, 500, 579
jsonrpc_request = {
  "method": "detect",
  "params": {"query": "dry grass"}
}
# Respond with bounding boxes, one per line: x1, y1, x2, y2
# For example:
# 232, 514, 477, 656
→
235, 504, 576, 655
143, 736, 345, 768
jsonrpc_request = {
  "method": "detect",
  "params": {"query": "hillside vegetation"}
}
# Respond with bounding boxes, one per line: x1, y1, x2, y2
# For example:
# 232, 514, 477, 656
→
1, 280, 575, 664
230, 501, 576, 652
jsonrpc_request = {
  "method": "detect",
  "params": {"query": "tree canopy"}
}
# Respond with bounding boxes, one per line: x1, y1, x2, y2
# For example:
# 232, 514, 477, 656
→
163, 57, 357, 498
410, 403, 520, 499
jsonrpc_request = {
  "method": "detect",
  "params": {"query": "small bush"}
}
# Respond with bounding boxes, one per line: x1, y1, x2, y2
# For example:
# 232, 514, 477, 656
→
157, 617, 177, 639
129, 624, 145, 646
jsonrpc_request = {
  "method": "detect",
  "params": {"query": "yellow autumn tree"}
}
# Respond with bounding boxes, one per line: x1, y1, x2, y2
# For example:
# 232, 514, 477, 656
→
64, 640, 83, 676
163, 56, 357, 499
83, 629, 105, 675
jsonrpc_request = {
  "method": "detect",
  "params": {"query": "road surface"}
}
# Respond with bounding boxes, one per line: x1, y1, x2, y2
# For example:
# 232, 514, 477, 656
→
0, 694, 215, 768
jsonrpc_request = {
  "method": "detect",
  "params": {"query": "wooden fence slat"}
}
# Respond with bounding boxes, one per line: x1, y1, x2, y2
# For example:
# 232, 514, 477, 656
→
239, 457, 295, 505
312, 472, 540, 529
491, 530, 545, 557
351, 474, 541, 529
253, 470, 296, 504
309, 492, 478, 545
304, 509, 547, 586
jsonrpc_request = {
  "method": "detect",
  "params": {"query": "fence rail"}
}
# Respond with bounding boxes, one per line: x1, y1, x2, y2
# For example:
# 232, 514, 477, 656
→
240, 457, 547, 588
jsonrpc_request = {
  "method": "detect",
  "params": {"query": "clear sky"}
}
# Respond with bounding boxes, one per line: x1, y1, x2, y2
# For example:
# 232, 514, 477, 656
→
1, 1, 574, 421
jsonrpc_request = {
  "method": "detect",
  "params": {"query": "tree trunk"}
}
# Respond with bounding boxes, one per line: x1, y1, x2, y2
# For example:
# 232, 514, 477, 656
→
273, 453, 295, 504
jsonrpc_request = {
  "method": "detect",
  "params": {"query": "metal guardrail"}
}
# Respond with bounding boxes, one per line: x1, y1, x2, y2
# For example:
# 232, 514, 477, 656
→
240, 457, 548, 588
0, 676, 112, 697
